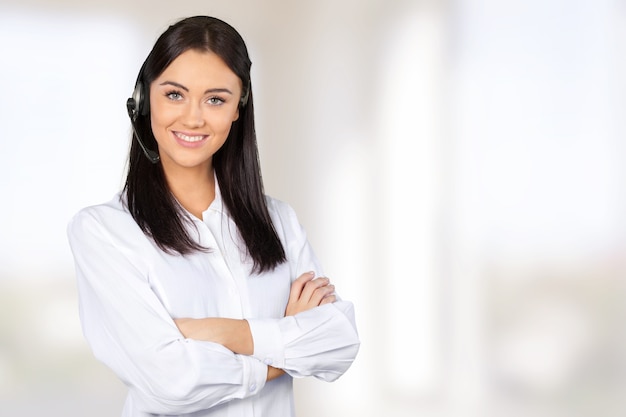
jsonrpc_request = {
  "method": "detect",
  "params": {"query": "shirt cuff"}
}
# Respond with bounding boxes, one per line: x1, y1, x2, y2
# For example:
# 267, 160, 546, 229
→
240, 354, 268, 397
246, 318, 286, 369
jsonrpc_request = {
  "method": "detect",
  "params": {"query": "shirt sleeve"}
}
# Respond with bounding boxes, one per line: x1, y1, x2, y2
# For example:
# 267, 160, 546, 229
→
246, 200, 360, 381
67, 207, 268, 415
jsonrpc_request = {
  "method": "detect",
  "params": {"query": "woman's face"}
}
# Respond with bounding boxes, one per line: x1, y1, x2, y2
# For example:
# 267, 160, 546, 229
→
149, 49, 242, 175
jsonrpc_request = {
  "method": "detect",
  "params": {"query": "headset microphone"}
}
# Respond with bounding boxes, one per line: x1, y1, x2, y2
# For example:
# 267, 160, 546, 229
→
126, 96, 160, 164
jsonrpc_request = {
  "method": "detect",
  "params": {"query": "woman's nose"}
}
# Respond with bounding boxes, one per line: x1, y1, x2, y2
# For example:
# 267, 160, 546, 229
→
182, 103, 206, 128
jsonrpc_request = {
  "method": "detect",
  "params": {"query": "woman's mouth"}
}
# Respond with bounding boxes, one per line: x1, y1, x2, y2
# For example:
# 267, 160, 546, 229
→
174, 132, 207, 143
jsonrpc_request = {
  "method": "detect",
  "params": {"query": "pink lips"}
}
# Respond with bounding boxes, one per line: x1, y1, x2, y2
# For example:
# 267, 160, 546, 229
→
172, 131, 208, 148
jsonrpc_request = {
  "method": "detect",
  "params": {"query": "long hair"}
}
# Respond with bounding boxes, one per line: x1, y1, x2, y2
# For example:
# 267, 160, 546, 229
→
124, 16, 285, 273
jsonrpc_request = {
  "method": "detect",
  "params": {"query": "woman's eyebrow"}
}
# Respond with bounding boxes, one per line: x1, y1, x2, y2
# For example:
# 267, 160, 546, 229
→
159, 81, 233, 95
159, 81, 189, 91
204, 88, 233, 95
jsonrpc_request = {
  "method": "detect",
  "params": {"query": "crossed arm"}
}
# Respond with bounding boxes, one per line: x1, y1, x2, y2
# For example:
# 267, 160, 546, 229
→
173, 271, 336, 381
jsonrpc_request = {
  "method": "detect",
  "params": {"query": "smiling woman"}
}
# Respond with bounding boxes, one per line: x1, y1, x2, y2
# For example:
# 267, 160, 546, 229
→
66, 15, 359, 417
149, 50, 242, 218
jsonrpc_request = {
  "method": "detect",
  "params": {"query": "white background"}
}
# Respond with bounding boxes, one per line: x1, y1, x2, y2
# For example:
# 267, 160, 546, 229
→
1, 1, 625, 416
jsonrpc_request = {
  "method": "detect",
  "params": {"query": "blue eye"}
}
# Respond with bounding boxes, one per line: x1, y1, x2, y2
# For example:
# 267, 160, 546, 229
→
166, 90, 183, 101
207, 96, 225, 106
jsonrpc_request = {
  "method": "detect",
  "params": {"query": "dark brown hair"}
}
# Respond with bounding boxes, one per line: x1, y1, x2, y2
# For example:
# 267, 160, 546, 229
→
124, 16, 285, 273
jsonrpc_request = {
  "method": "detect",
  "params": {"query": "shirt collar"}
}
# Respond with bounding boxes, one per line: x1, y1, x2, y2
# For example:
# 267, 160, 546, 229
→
202, 172, 226, 217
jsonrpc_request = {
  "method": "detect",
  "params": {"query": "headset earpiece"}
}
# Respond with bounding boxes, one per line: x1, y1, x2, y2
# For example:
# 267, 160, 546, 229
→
130, 82, 150, 117
126, 81, 160, 164
127, 83, 143, 121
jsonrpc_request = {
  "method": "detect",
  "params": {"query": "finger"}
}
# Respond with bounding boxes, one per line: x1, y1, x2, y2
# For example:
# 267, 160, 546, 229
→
300, 277, 330, 303
308, 284, 335, 306
288, 271, 315, 303
319, 294, 336, 305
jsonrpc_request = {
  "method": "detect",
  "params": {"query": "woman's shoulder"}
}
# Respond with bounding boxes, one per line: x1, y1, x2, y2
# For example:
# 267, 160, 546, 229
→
70, 193, 129, 222
264, 194, 307, 239
68, 193, 140, 241
264, 194, 297, 219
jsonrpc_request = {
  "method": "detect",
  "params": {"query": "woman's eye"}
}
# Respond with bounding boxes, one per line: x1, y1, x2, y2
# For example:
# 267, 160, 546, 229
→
207, 96, 225, 105
166, 91, 183, 101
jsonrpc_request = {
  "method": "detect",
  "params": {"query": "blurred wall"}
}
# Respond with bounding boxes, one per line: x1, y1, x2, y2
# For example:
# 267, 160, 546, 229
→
0, 1, 625, 416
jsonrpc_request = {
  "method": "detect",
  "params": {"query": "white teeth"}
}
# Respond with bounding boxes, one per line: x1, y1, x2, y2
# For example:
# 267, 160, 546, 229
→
175, 132, 205, 142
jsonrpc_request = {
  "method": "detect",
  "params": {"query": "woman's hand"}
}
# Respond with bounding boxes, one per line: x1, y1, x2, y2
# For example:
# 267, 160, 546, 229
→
285, 271, 336, 316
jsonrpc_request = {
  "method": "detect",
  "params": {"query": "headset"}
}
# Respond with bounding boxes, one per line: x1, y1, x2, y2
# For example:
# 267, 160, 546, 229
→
126, 78, 251, 164
126, 82, 160, 164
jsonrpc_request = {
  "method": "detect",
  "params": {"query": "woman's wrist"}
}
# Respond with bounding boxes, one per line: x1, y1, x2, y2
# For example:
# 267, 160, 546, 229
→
267, 365, 285, 381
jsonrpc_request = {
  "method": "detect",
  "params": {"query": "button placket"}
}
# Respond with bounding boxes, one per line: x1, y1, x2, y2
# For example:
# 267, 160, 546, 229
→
193, 214, 242, 318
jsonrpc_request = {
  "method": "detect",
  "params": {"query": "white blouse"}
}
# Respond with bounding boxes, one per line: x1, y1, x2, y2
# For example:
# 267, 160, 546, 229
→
67, 184, 360, 417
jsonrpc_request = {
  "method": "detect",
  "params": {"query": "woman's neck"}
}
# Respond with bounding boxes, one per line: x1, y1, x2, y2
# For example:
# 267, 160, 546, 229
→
163, 163, 216, 219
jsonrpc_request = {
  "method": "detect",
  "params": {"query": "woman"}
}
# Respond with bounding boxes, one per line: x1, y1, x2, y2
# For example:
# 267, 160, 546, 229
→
67, 16, 359, 417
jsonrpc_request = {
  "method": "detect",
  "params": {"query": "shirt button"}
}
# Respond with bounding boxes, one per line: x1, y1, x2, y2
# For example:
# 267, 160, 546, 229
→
263, 358, 273, 365
249, 383, 257, 392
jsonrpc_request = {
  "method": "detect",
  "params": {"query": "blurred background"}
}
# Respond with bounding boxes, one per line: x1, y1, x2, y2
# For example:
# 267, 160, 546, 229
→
1, 0, 625, 416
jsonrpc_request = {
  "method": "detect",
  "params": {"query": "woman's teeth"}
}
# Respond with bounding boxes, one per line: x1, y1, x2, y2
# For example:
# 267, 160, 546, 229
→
175, 132, 205, 142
